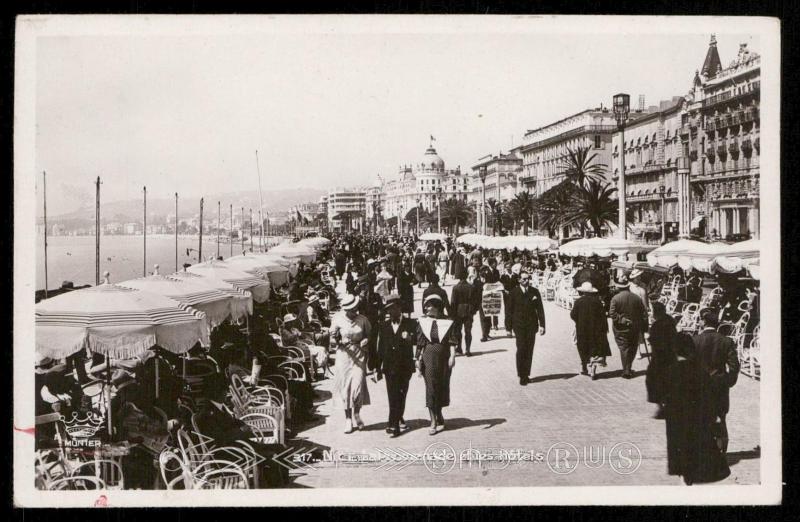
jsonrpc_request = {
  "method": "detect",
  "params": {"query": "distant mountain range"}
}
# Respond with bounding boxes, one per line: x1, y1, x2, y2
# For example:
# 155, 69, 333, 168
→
46, 188, 327, 225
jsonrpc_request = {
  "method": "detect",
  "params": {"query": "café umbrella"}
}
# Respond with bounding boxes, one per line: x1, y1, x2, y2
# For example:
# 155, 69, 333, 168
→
560, 237, 649, 258
419, 232, 447, 242
35, 280, 209, 435
220, 255, 291, 288
646, 239, 708, 268
186, 260, 272, 303
712, 239, 760, 274
118, 274, 234, 330
169, 269, 253, 321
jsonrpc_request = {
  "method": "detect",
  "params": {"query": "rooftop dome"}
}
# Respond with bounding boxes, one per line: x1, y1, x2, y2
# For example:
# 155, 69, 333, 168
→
421, 146, 445, 170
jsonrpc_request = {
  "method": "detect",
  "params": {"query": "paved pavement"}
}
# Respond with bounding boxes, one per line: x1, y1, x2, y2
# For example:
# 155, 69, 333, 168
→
283, 277, 760, 488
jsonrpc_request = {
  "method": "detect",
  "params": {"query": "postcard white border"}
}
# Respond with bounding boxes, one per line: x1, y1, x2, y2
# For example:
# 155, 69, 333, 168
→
13, 14, 782, 506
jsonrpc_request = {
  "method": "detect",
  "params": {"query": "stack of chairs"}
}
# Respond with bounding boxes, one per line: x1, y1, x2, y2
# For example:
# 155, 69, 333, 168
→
228, 373, 285, 445
544, 272, 561, 301
36, 447, 125, 491
157, 427, 255, 489
554, 276, 577, 310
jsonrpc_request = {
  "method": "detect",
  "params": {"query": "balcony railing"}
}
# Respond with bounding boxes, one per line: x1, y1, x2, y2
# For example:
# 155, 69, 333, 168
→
521, 124, 617, 152
703, 82, 760, 108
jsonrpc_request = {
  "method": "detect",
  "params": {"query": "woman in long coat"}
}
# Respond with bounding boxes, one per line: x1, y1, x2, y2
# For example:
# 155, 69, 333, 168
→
664, 333, 731, 485
413, 249, 427, 288
646, 301, 678, 417
397, 261, 416, 317
415, 294, 457, 435
330, 294, 371, 434
570, 282, 612, 379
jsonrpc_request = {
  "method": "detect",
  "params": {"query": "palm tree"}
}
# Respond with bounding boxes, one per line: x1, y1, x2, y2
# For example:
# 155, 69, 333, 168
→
535, 180, 579, 238
505, 191, 537, 236
486, 198, 501, 236
439, 197, 474, 234
559, 146, 607, 188
562, 179, 621, 236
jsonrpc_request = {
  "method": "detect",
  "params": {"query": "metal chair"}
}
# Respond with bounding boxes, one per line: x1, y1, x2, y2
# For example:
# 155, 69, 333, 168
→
47, 475, 107, 490
69, 459, 125, 490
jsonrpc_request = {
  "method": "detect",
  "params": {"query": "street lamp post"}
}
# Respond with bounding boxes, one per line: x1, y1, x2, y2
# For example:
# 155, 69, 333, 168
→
398, 205, 404, 236
479, 166, 487, 235
659, 184, 667, 245
613, 93, 631, 239
415, 198, 420, 235
438, 191, 444, 234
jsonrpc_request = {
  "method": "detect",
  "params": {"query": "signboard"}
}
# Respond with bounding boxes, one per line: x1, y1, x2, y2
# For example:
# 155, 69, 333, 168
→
481, 282, 504, 316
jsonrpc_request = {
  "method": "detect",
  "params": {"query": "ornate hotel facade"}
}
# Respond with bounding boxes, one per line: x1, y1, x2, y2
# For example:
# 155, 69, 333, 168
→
679, 36, 760, 240
380, 141, 470, 230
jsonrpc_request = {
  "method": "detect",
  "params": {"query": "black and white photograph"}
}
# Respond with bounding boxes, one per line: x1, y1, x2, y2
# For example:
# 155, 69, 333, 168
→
12, 15, 781, 506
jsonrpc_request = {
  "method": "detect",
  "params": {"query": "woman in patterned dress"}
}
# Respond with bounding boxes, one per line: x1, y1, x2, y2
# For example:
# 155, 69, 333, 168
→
415, 294, 457, 435
330, 294, 372, 433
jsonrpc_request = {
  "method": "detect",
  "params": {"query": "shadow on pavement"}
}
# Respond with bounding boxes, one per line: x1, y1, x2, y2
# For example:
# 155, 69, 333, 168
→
440, 417, 506, 431
527, 372, 578, 384
592, 369, 647, 380
727, 446, 760, 466
464, 349, 507, 357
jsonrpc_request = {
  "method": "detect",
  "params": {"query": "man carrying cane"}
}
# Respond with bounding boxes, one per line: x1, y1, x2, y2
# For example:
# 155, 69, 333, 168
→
629, 269, 651, 359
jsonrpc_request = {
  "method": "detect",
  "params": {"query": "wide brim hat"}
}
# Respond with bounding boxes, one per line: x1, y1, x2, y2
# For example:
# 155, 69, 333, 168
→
629, 269, 644, 280
283, 313, 298, 323
577, 281, 598, 293
423, 294, 443, 307
383, 294, 402, 309
340, 294, 360, 311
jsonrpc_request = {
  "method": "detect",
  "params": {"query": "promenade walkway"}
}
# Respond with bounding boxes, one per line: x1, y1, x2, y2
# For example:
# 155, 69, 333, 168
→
285, 279, 760, 488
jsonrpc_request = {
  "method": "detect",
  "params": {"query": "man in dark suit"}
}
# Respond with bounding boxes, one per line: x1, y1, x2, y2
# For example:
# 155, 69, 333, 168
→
506, 271, 546, 385
500, 265, 519, 337
375, 295, 416, 437
449, 247, 467, 282
609, 275, 648, 378
450, 273, 477, 356
692, 308, 740, 453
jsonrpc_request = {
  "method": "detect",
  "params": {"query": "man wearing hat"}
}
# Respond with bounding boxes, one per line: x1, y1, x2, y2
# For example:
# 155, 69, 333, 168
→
692, 307, 740, 454
375, 294, 416, 437
609, 274, 648, 378
629, 268, 651, 359
450, 270, 477, 356
570, 282, 611, 378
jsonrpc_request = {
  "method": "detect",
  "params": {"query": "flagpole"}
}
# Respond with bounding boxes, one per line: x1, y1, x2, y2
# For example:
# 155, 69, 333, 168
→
199, 198, 204, 263
250, 208, 253, 252
43, 171, 49, 298
143, 186, 147, 276
217, 201, 221, 259
95, 176, 101, 286
255, 150, 266, 252
174, 193, 178, 272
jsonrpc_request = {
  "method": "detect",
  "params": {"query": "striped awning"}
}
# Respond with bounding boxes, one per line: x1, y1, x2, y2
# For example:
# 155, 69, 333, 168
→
185, 261, 271, 303
118, 275, 237, 329
36, 283, 209, 359
168, 270, 253, 320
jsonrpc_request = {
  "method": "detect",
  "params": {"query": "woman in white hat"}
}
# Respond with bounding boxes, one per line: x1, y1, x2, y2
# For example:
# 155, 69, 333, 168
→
330, 294, 372, 433
570, 282, 611, 379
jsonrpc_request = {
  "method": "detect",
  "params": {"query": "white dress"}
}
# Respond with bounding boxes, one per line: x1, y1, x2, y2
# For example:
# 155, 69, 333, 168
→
330, 312, 371, 410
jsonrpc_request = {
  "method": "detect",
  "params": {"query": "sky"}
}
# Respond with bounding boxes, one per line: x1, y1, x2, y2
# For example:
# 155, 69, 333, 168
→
31, 19, 759, 216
